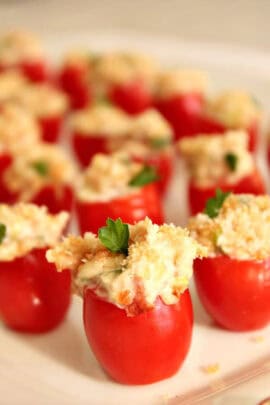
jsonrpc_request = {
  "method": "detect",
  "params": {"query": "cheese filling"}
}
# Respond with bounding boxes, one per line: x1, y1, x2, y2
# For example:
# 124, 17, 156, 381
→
76, 153, 146, 202
205, 90, 261, 128
188, 194, 270, 260
4, 143, 76, 201
47, 217, 205, 315
0, 203, 69, 261
179, 130, 254, 188
0, 71, 27, 103
155, 69, 209, 99
0, 31, 44, 65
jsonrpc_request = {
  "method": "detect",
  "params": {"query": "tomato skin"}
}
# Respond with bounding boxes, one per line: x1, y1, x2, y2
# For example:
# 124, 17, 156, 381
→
188, 169, 266, 215
72, 132, 108, 167
83, 289, 193, 384
0, 153, 16, 203
0, 248, 71, 333
76, 183, 164, 234
109, 80, 152, 115
58, 64, 91, 110
19, 60, 49, 83
30, 184, 74, 215
196, 116, 258, 152
194, 256, 270, 331
38, 115, 64, 143
155, 93, 204, 141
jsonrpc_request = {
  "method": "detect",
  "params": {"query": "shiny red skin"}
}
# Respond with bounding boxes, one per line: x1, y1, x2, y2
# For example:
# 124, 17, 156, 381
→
31, 185, 74, 215
133, 152, 173, 195
0, 248, 71, 333
72, 132, 108, 167
76, 183, 164, 234
109, 80, 153, 115
83, 289, 193, 384
0, 153, 15, 203
39, 115, 64, 143
194, 256, 270, 331
197, 116, 258, 152
155, 93, 205, 141
0, 60, 49, 82
59, 64, 91, 110
188, 169, 266, 215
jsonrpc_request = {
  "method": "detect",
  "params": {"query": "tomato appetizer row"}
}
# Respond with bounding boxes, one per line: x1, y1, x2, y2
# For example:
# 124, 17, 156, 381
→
1, 30, 270, 388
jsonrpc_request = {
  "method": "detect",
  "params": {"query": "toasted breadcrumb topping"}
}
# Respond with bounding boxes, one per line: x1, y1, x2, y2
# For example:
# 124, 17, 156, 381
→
155, 69, 209, 99
0, 203, 69, 261
205, 90, 261, 128
47, 217, 205, 315
4, 143, 76, 201
76, 152, 145, 202
179, 130, 254, 187
0, 102, 40, 153
16, 83, 68, 117
0, 71, 27, 103
128, 109, 173, 140
70, 104, 131, 136
188, 194, 270, 260
0, 31, 44, 65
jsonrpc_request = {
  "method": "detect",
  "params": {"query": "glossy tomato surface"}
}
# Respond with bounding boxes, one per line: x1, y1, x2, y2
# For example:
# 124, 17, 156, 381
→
194, 256, 270, 331
0, 248, 71, 333
109, 80, 152, 115
155, 93, 204, 141
59, 64, 91, 110
39, 115, 64, 143
76, 183, 164, 234
188, 169, 266, 215
20, 60, 49, 82
31, 185, 74, 214
0, 153, 16, 203
83, 289, 193, 384
72, 132, 108, 167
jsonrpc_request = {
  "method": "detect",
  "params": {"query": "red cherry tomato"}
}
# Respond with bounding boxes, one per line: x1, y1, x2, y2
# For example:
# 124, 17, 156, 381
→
31, 184, 74, 215
0, 153, 16, 203
72, 132, 108, 167
39, 115, 64, 143
20, 60, 49, 83
59, 64, 91, 110
155, 93, 204, 141
83, 288, 193, 384
133, 152, 173, 195
188, 169, 266, 215
109, 80, 152, 115
194, 256, 270, 331
0, 248, 71, 333
76, 183, 164, 234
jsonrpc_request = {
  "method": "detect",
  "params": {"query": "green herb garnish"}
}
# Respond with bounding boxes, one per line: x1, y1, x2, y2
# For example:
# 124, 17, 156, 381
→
95, 96, 112, 105
129, 166, 159, 187
0, 223, 6, 244
31, 161, 49, 177
225, 153, 238, 172
204, 189, 231, 218
151, 138, 171, 150
98, 218, 129, 255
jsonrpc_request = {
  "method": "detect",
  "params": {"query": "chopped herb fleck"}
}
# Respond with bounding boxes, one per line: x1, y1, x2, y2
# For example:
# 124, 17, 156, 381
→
98, 218, 129, 255
129, 166, 159, 187
0, 223, 6, 244
204, 189, 230, 218
31, 161, 49, 177
225, 153, 238, 172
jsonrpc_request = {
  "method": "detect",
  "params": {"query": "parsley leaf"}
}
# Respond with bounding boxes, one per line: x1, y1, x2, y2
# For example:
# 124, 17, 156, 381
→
225, 153, 238, 172
204, 189, 231, 218
31, 161, 49, 177
151, 138, 171, 149
98, 218, 129, 255
129, 166, 159, 187
0, 223, 6, 244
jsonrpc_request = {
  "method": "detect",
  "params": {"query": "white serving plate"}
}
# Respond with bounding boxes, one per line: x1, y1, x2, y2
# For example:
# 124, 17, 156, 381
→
1, 31, 270, 405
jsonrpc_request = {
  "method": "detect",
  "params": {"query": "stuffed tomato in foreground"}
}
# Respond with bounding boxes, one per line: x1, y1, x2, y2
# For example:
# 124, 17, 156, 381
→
179, 130, 265, 215
0, 204, 71, 333
47, 217, 205, 384
189, 192, 270, 331
75, 152, 164, 234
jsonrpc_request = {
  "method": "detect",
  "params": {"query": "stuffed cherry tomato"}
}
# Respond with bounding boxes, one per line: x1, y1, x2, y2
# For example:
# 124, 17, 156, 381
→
179, 130, 265, 215
189, 193, 270, 331
154, 70, 208, 141
0, 204, 70, 333
198, 91, 261, 152
75, 153, 164, 234
47, 217, 205, 384
70, 105, 130, 167
2, 143, 75, 214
